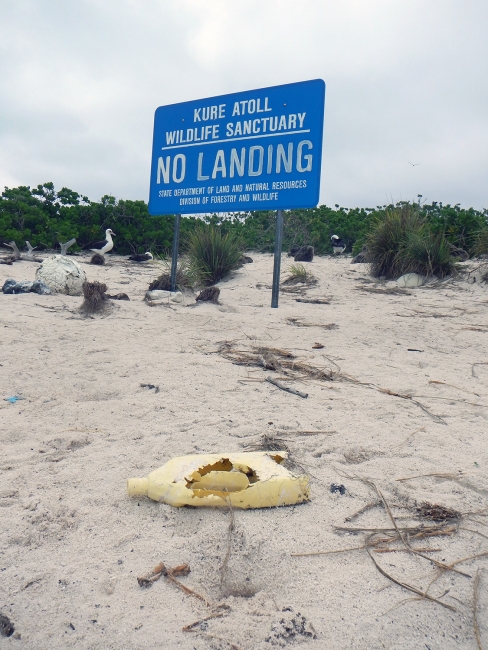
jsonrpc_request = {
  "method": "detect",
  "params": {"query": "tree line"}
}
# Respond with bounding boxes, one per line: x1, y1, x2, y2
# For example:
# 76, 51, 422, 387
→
1, 182, 486, 256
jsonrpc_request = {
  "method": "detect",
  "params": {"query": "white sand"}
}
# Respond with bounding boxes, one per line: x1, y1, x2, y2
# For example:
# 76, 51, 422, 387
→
1, 253, 487, 649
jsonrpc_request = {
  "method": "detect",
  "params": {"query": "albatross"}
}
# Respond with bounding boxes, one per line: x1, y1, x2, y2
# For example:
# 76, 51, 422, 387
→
83, 229, 116, 255
128, 251, 153, 262
331, 235, 346, 254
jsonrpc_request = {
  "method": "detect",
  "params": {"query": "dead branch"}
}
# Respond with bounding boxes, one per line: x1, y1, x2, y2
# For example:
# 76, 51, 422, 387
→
367, 547, 456, 612
345, 501, 382, 522
182, 609, 229, 631
396, 472, 464, 482
295, 298, 331, 304
266, 377, 308, 398
137, 561, 208, 605
186, 631, 244, 650
392, 427, 426, 448
473, 569, 483, 650
3, 241, 43, 262
60, 238, 76, 255
220, 497, 235, 592
374, 547, 442, 554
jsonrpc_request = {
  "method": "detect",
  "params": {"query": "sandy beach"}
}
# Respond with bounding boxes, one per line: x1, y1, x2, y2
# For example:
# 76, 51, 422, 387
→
1, 252, 487, 649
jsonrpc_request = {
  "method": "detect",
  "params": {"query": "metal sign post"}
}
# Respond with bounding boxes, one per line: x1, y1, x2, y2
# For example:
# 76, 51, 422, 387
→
148, 79, 325, 307
170, 214, 181, 292
271, 210, 284, 308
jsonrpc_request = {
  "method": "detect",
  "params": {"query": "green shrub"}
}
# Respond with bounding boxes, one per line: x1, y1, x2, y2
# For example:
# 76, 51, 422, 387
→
186, 225, 242, 286
473, 228, 488, 258
366, 205, 423, 278
403, 229, 459, 278
366, 205, 457, 279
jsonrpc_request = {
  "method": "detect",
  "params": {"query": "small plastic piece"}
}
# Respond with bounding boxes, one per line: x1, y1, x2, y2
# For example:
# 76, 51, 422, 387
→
127, 451, 309, 509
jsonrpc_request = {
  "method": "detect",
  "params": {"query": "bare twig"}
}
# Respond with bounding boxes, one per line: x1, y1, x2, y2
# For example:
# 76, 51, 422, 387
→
266, 377, 308, 398
374, 547, 442, 554
220, 497, 235, 591
396, 472, 464, 482
367, 546, 456, 612
186, 631, 243, 650
392, 427, 426, 448
345, 501, 382, 522
473, 569, 483, 650
291, 546, 366, 557
182, 609, 228, 631
295, 298, 331, 304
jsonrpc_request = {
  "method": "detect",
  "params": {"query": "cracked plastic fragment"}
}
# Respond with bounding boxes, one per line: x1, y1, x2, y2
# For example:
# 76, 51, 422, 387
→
127, 451, 309, 509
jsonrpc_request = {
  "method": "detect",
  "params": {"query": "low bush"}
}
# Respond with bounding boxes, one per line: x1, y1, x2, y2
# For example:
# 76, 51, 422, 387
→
186, 225, 242, 286
367, 205, 458, 279
473, 228, 488, 258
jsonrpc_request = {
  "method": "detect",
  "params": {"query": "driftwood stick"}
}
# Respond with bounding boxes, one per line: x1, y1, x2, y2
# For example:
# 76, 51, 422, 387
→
60, 238, 76, 255
266, 377, 308, 398
295, 298, 331, 305
25, 241, 37, 255
3, 241, 42, 262
4, 241, 20, 259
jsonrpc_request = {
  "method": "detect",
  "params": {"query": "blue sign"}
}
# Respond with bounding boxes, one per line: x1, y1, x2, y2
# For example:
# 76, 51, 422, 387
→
148, 79, 325, 215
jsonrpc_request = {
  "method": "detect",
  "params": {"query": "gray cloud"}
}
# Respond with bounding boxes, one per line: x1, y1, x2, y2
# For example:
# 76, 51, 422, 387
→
0, 0, 487, 208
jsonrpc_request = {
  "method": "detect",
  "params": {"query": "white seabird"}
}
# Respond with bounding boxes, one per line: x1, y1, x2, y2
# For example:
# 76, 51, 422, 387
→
331, 235, 346, 254
128, 251, 153, 262
83, 229, 116, 255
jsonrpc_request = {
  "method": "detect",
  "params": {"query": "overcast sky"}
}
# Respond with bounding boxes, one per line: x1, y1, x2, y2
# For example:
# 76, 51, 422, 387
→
1, 0, 487, 209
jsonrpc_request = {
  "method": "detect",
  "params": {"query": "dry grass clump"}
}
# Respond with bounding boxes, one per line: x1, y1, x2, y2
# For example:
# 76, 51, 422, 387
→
148, 259, 195, 291
416, 503, 461, 522
282, 263, 317, 285
80, 281, 110, 315
196, 286, 220, 303
217, 342, 337, 381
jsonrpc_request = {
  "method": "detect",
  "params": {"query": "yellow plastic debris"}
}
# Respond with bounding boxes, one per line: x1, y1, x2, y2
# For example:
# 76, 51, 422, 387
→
127, 451, 309, 509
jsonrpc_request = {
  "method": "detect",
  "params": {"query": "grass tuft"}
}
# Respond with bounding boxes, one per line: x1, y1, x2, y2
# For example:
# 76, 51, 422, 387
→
367, 205, 458, 279
283, 263, 317, 285
148, 259, 196, 291
187, 225, 242, 286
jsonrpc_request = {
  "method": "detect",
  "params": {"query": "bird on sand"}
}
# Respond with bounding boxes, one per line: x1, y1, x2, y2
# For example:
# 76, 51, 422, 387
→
83, 228, 116, 255
128, 251, 153, 262
331, 235, 346, 254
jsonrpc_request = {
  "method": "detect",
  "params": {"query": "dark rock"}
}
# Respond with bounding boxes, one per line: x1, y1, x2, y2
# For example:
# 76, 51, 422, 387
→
31, 280, 51, 295
449, 245, 469, 261
2, 279, 51, 295
239, 255, 253, 264
0, 613, 14, 638
266, 607, 316, 645
294, 246, 314, 262
288, 245, 301, 257
351, 245, 370, 264
196, 286, 220, 303
106, 293, 130, 301
330, 483, 346, 495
